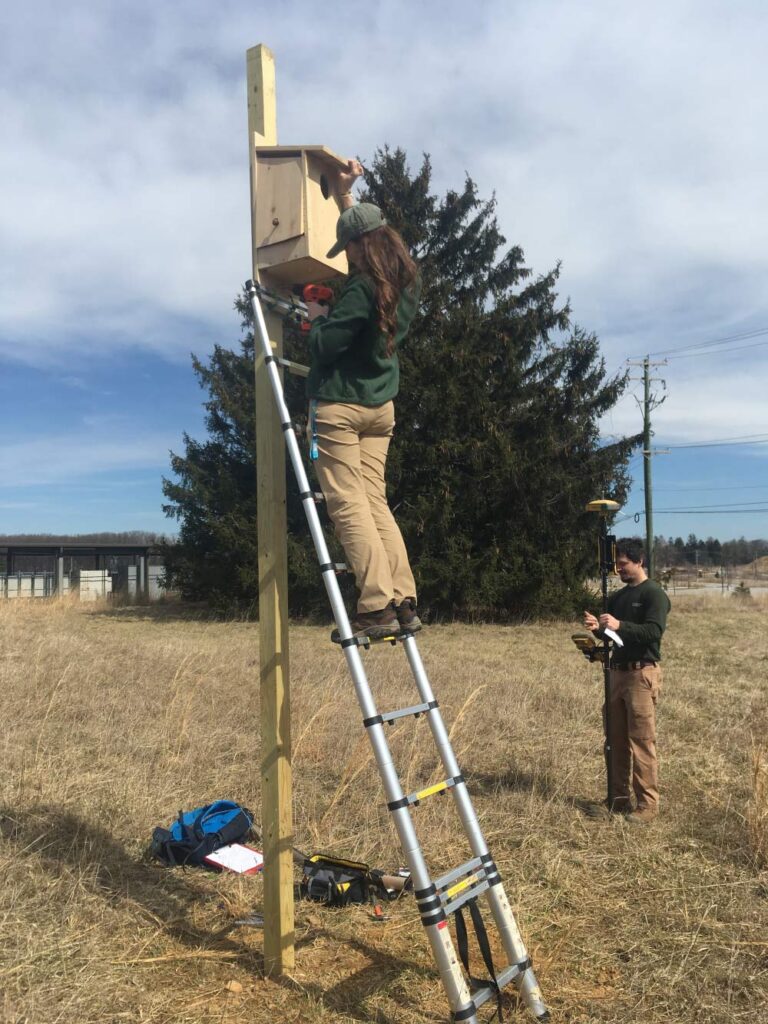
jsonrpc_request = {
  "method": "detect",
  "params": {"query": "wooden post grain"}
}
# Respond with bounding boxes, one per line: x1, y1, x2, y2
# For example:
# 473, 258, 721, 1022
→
247, 43, 294, 974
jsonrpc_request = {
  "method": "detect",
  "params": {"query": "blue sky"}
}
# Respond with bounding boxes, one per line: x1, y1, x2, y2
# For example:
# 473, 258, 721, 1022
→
1, 0, 767, 541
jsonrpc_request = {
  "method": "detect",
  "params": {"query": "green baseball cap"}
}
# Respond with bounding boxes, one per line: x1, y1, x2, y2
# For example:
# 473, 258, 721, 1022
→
326, 203, 386, 258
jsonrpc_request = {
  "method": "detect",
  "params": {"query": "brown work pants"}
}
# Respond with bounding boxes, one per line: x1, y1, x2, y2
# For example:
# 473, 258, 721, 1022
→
605, 665, 662, 812
312, 400, 416, 614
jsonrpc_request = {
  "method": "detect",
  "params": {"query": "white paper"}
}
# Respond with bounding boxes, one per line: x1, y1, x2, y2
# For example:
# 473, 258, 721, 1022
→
204, 844, 264, 874
604, 628, 624, 648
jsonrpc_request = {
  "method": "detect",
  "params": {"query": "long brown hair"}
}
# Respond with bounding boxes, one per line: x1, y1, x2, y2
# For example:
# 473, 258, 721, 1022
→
353, 225, 418, 356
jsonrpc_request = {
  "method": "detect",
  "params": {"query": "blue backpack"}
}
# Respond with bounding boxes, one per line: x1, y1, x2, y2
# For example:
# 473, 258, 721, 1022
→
151, 801, 253, 868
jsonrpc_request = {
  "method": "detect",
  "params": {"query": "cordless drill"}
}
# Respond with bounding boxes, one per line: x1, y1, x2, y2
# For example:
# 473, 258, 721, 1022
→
295, 283, 333, 331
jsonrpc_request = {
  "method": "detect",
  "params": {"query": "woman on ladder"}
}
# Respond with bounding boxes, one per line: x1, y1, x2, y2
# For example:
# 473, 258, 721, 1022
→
306, 159, 422, 642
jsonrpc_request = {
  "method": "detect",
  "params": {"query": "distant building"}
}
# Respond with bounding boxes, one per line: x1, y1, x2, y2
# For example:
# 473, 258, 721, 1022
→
0, 544, 165, 601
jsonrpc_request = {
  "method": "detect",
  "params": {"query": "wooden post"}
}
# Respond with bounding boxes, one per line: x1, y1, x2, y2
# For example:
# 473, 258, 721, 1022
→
247, 43, 294, 974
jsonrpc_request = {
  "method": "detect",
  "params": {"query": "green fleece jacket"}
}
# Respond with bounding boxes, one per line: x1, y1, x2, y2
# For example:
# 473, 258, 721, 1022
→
306, 272, 420, 406
607, 579, 671, 663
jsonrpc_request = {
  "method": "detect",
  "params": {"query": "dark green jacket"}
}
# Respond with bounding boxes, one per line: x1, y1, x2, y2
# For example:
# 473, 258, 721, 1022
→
306, 272, 420, 406
607, 579, 671, 663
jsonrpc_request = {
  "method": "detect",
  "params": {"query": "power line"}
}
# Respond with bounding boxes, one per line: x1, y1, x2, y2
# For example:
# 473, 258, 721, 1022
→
623, 502, 768, 515
626, 505, 768, 514
667, 432, 768, 442
653, 509, 768, 515
664, 437, 768, 450
638, 483, 768, 491
638, 326, 768, 359
664, 339, 768, 361
653, 500, 768, 509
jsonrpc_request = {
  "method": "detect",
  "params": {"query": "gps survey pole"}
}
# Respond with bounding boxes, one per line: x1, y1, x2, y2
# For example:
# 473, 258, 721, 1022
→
586, 499, 620, 809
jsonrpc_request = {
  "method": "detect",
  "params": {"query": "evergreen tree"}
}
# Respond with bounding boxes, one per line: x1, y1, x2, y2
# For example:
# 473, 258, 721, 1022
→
162, 147, 638, 618
162, 338, 260, 609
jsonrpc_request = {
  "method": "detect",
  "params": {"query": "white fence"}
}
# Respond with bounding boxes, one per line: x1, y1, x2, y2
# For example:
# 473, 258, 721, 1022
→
75, 570, 112, 602
0, 566, 164, 601
0, 573, 57, 598
116, 565, 165, 600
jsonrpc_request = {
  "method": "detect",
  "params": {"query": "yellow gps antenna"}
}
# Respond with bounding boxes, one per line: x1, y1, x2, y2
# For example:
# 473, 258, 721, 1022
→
585, 499, 620, 515
585, 498, 621, 810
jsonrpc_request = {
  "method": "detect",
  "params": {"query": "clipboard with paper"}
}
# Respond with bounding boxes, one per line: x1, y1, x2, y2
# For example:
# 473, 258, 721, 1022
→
203, 844, 264, 875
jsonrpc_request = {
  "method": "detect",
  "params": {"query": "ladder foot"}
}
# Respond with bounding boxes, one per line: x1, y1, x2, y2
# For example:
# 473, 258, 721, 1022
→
451, 1002, 478, 1022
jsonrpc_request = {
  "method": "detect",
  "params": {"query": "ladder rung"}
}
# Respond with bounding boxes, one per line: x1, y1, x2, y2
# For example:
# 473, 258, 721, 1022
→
434, 857, 484, 893
379, 701, 435, 725
470, 960, 532, 1011
344, 633, 399, 649
252, 284, 307, 323
402, 775, 462, 808
277, 357, 309, 378
442, 878, 490, 918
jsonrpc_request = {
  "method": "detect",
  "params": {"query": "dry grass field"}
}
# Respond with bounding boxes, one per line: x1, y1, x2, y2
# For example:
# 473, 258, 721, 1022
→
1, 594, 767, 1024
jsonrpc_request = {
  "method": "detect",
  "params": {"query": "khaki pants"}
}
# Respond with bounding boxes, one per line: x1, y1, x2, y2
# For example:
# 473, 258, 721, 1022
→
605, 665, 662, 812
311, 400, 416, 614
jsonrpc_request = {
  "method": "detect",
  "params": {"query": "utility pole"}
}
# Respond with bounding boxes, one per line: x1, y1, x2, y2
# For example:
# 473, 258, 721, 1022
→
629, 356, 668, 578
642, 356, 654, 577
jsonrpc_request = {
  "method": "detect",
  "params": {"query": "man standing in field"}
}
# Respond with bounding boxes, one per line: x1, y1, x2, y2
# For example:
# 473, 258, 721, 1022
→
584, 538, 671, 825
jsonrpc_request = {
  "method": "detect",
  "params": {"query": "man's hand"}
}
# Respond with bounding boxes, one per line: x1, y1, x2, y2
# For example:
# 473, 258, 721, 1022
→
599, 613, 620, 631
583, 611, 599, 631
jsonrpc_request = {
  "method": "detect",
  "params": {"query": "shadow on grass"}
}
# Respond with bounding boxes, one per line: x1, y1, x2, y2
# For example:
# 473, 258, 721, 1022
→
466, 767, 618, 826
0, 802, 268, 969
280, 935, 434, 1024
466, 764, 560, 800
87, 601, 227, 625
0, 804, 429, 1020
88, 602, 339, 628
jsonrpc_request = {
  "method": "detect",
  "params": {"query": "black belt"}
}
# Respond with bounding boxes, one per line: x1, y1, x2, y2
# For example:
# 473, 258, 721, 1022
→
612, 660, 657, 671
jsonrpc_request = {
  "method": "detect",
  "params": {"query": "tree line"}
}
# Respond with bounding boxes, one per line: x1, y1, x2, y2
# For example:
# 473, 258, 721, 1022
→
654, 534, 768, 569
0, 532, 168, 546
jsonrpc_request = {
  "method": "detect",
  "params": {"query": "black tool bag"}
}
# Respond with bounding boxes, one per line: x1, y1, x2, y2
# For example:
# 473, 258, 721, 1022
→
300, 854, 374, 907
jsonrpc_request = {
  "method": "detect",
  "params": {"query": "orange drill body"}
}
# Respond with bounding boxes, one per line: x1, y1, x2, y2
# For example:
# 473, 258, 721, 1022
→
302, 283, 334, 303
299, 283, 334, 331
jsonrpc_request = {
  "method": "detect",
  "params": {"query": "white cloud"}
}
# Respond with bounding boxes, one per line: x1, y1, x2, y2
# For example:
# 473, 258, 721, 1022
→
1, 0, 767, 441
602, 365, 768, 448
0, 430, 177, 488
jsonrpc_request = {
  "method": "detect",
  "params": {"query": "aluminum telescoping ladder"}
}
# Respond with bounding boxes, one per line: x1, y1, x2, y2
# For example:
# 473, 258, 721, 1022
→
246, 280, 549, 1023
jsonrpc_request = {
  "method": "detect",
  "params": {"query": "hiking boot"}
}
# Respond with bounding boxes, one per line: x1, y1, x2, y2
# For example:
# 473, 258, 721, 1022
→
625, 806, 658, 826
331, 602, 400, 644
582, 801, 610, 820
581, 795, 631, 819
395, 598, 422, 634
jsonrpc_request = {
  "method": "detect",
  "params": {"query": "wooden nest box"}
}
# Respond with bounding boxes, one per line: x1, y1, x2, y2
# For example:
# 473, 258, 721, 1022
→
253, 145, 349, 284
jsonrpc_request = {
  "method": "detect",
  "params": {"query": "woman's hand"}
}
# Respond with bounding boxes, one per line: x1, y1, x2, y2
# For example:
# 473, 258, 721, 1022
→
335, 159, 363, 203
306, 300, 328, 322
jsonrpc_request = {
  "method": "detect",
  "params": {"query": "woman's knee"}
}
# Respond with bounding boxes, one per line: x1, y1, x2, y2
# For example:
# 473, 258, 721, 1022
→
325, 496, 369, 527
